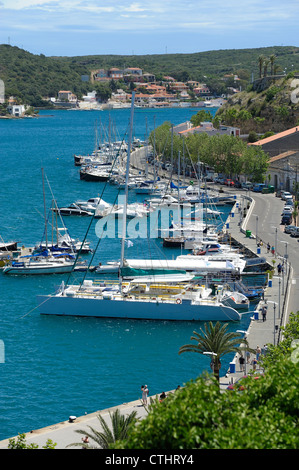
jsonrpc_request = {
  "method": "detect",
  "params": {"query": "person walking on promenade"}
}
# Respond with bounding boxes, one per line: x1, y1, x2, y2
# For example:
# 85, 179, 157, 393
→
261, 305, 267, 322
256, 346, 261, 361
271, 245, 275, 255
141, 385, 149, 405
267, 242, 270, 253
239, 355, 245, 372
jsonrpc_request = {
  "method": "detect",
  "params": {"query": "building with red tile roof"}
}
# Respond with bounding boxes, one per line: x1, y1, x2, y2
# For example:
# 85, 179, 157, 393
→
249, 126, 299, 157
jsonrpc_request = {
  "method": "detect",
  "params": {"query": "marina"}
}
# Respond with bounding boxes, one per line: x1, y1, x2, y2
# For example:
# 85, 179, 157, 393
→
0, 106, 288, 442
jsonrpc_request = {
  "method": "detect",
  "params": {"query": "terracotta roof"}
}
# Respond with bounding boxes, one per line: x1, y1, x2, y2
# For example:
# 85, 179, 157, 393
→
249, 126, 299, 146
269, 150, 297, 163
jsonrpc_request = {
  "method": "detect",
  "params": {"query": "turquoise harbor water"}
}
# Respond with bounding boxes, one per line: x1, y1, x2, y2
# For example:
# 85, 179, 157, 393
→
0, 107, 252, 441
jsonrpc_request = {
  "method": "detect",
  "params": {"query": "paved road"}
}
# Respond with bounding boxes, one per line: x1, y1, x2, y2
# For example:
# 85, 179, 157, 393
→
239, 190, 298, 316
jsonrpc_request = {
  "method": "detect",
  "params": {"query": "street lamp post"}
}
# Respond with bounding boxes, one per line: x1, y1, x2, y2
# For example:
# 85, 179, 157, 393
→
253, 214, 259, 244
266, 300, 278, 346
272, 276, 281, 318
280, 241, 288, 278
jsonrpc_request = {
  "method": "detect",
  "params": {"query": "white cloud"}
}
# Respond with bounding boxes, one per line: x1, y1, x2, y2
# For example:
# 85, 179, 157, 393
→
1, 0, 299, 55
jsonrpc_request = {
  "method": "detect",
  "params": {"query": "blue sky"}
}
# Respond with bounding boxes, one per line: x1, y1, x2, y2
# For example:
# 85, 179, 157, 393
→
0, 0, 298, 57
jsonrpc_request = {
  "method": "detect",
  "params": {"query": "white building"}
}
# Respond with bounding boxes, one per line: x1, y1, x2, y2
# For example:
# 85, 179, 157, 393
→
7, 105, 26, 117
82, 91, 97, 102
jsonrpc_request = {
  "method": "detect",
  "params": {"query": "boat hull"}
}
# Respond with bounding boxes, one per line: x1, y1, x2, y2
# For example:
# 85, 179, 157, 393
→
3, 264, 75, 275
36, 294, 241, 321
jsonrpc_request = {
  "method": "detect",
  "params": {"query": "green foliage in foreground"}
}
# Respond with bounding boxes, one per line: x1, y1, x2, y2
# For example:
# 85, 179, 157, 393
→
8, 433, 56, 449
115, 313, 299, 450
115, 360, 298, 449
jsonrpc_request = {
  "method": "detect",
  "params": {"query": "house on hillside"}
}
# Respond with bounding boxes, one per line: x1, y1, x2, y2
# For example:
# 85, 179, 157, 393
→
93, 69, 108, 81
124, 67, 142, 77
169, 82, 189, 93
58, 90, 77, 102
194, 84, 211, 96
174, 121, 240, 137
7, 104, 26, 117
108, 68, 123, 80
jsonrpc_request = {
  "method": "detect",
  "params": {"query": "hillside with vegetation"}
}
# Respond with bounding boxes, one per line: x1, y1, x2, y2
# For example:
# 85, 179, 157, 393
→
0, 45, 91, 106
216, 73, 299, 136
1, 44, 299, 107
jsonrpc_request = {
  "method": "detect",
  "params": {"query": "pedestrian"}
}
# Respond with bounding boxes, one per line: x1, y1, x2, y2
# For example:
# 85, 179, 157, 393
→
246, 350, 251, 364
261, 305, 267, 322
81, 436, 89, 448
256, 346, 261, 361
251, 358, 257, 371
267, 242, 270, 253
141, 384, 149, 405
239, 355, 245, 372
271, 245, 275, 255
277, 263, 282, 274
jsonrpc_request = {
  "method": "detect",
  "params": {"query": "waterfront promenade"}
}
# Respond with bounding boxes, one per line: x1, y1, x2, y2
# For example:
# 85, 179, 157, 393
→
0, 189, 292, 449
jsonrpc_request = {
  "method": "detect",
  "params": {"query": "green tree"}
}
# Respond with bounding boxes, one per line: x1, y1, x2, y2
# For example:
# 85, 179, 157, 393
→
178, 321, 251, 381
243, 145, 269, 182
190, 109, 213, 127
263, 58, 270, 77
115, 313, 299, 450
94, 82, 111, 102
269, 54, 276, 75
68, 409, 138, 449
258, 55, 265, 78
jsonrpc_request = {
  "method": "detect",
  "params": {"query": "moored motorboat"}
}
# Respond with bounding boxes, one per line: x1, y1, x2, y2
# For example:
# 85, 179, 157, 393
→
52, 203, 93, 216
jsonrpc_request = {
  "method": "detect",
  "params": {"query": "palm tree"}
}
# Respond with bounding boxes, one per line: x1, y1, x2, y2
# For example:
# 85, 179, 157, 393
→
178, 321, 253, 382
263, 58, 270, 78
258, 55, 265, 78
269, 54, 276, 76
67, 409, 138, 449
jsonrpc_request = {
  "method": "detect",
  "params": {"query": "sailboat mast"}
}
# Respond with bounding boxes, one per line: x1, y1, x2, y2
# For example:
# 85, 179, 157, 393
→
42, 168, 48, 250
120, 92, 135, 271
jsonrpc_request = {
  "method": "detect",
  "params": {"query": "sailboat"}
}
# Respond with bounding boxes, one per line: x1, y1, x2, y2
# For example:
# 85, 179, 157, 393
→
3, 171, 88, 275
36, 94, 241, 321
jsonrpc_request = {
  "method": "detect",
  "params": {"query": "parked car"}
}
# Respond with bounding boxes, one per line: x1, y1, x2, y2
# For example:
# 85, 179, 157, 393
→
234, 181, 242, 188
224, 179, 234, 186
282, 206, 293, 215
284, 195, 293, 204
253, 183, 266, 192
291, 227, 299, 237
215, 177, 225, 184
281, 214, 292, 225
281, 191, 292, 200
241, 181, 253, 190
284, 225, 297, 234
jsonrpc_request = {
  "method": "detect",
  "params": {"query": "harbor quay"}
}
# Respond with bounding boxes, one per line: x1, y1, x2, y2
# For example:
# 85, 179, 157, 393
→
0, 189, 291, 450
